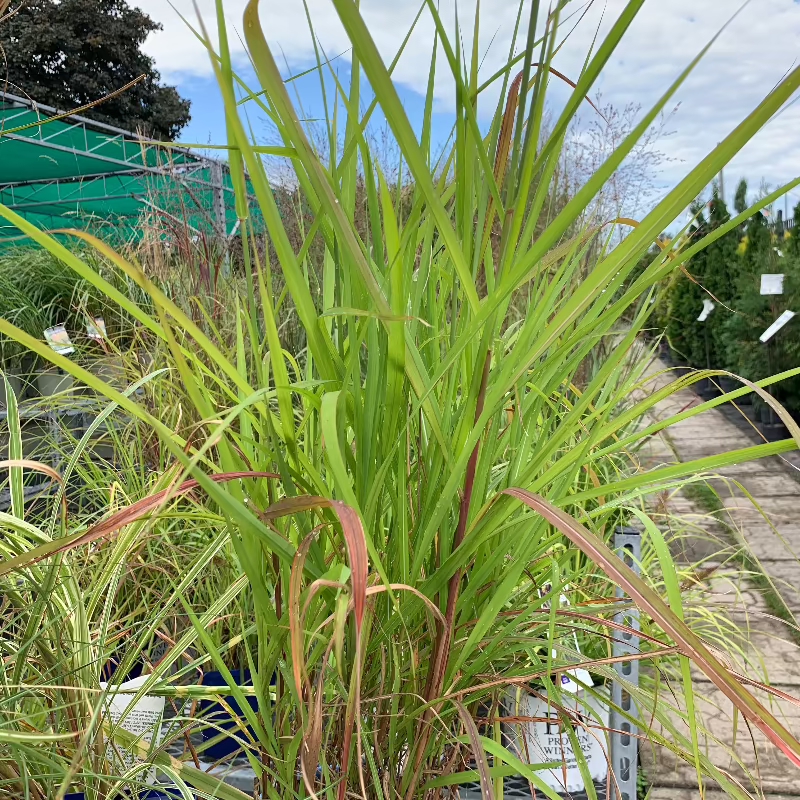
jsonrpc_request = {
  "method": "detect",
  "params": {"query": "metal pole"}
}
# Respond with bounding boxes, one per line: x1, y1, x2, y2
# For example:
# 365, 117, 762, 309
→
610, 526, 641, 800
210, 160, 230, 276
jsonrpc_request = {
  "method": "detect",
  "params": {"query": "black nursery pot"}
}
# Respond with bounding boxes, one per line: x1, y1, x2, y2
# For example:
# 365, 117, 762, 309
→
100, 652, 144, 684
759, 405, 789, 442
718, 375, 739, 395
695, 377, 721, 401
198, 669, 260, 760
671, 363, 692, 378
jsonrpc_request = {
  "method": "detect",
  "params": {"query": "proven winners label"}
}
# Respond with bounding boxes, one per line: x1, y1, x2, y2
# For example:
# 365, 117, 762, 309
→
506, 688, 610, 793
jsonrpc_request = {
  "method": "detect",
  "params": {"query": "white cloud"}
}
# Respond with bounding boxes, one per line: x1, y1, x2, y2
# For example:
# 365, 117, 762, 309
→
140, 0, 800, 204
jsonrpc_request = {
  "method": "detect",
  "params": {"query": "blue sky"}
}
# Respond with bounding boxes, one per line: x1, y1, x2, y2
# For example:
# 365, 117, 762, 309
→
175, 58, 457, 173
139, 0, 800, 219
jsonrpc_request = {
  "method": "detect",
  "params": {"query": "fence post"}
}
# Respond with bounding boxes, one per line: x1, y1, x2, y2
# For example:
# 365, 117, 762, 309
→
209, 160, 230, 275
610, 525, 641, 800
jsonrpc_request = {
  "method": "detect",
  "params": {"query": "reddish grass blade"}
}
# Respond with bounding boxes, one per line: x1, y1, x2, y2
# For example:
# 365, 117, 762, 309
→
260, 494, 369, 799
290, 530, 320, 704
0, 470, 279, 576
260, 495, 368, 633
500, 488, 800, 769
455, 699, 496, 800
0, 459, 62, 485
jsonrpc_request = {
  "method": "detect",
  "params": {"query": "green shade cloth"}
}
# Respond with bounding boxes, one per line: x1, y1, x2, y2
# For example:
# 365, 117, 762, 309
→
0, 94, 262, 244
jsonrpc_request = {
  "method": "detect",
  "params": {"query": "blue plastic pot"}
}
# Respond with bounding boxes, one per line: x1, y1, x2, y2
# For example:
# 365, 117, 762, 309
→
65, 788, 183, 799
198, 669, 260, 760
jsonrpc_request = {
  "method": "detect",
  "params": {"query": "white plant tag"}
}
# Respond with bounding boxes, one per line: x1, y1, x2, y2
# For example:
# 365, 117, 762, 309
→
697, 298, 715, 322
505, 687, 610, 792
87, 317, 107, 341
99, 675, 165, 785
760, 310, 796, 343
554, 662, 593, 694
760, 274, 785, 295
43, 325, 74, 356
551, 592, 593, 694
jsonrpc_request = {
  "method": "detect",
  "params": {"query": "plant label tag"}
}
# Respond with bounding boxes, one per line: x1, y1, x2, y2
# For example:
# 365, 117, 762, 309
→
760, 274, 785, 295
697, 298, 715, 322
87, 317, 107, 341
505, 687, 610, 792
550, 591, 593, 693
99, 675, 165, 785
760, 310, 796, 343
555, 664, 593, 693
43, 325, 74, 356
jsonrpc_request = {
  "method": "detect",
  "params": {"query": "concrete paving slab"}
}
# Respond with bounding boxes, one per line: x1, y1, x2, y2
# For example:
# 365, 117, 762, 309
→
746, 560, 800, 619
668, 421, 749, 441
724, 522, 800, 562
668, 443, 770, 461
706, 475, 799, 498
715, 462, 789, 480
666, 527, 735, 564
724, 496, 800, 515
649, 789, 799, 800
716, 625, 800, 687
723, 504, 800, 528
640, 682, 800, 796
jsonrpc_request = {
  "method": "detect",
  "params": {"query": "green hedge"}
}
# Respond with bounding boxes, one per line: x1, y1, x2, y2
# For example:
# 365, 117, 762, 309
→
666, 192, 741, 368
664, 188, 800, 418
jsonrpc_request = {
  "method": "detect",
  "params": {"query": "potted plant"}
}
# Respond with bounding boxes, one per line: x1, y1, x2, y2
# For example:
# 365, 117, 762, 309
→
758, 399, 790, 442
0, 276, 48, 400
36, 364, 75, 396
0, 361, 24, 405
193, 587, 270, 761
198, 667, 261, 761
6, 4, 800, 799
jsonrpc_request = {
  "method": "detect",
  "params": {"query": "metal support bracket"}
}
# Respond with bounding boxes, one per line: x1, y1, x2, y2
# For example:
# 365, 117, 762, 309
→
610, 526, 641, 800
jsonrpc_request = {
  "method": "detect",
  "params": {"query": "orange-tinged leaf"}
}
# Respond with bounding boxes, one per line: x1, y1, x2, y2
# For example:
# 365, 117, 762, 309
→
290, 530, 320, 703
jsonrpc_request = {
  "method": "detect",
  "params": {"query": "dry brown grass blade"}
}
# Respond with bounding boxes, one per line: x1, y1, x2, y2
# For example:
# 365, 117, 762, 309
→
334, 500, 368, 800
0, 470, 279, 576
301, 669, 326, 798
479, 63, 607, 269
0, 459, 62, 484
260, 495, 368, 631
500, 487, 800, 769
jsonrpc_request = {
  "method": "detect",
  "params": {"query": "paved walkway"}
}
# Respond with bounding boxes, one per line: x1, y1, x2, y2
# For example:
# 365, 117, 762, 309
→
632, 359, 800, 799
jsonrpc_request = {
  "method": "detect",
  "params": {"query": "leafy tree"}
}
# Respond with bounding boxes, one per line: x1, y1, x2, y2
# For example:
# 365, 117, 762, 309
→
734, 178, 748, 217
666, 202, 708, 366
704, 192, 741, 369
1, 0, 190, 139
787, 200, 800, 258
667, 190, 740, 369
